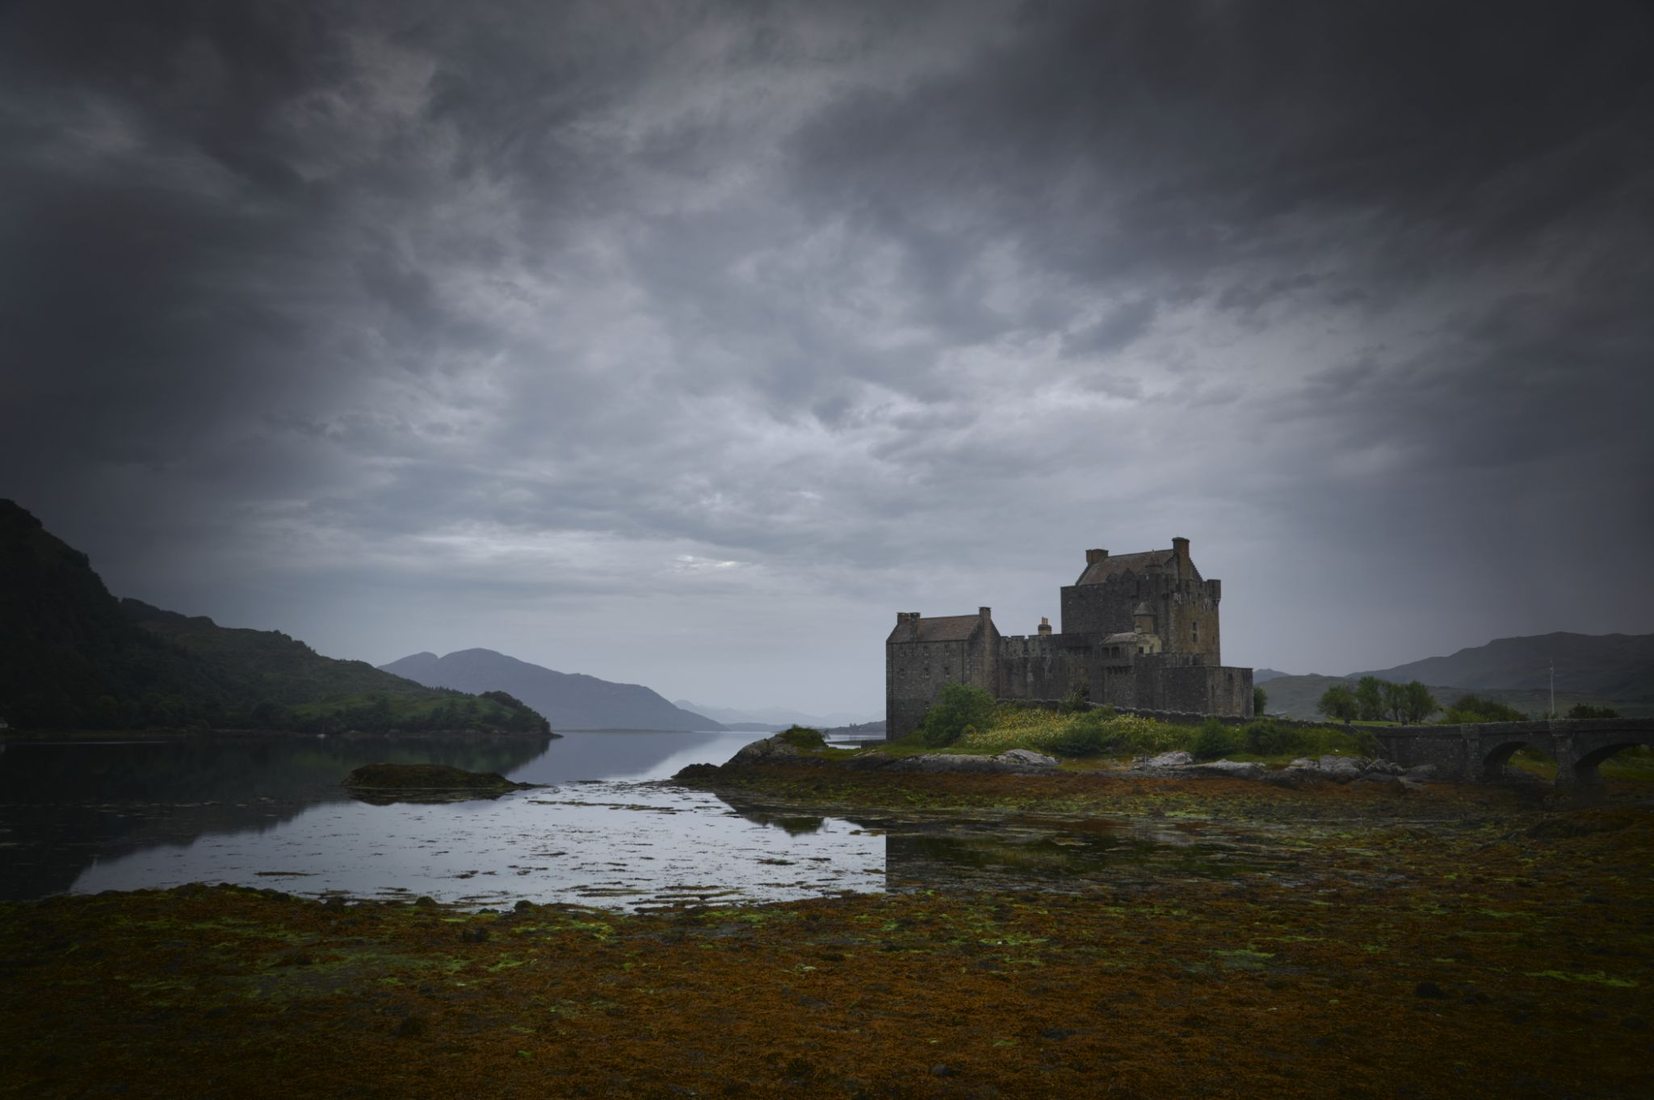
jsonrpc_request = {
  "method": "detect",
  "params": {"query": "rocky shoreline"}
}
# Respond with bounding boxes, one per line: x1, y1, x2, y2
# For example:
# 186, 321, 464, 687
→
675, 731, 1441, 790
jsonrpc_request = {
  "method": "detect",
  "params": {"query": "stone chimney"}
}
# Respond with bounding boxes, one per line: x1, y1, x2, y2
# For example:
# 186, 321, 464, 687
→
1085, 548, 1108, 564
1172, 537, 1190, 578
1038, 616, 1052, 636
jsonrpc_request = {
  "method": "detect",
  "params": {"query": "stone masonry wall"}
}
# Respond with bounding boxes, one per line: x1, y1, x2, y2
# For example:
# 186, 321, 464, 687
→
884, 617, 998, 740
1059, 573, 1222, 664
995, 633, 1090, 702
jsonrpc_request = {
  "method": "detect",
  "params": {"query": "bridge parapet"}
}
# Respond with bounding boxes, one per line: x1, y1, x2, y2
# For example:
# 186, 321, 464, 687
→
1372, 718, 1654, 791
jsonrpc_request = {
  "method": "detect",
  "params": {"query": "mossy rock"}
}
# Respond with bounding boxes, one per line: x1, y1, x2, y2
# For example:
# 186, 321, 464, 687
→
342, 762, 541, 804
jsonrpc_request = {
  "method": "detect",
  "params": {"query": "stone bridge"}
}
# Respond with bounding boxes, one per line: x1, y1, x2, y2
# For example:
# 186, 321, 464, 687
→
1372, 718, 1654, 792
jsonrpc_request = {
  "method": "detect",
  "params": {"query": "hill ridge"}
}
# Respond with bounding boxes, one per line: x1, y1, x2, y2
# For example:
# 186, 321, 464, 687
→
380, 649, 721, 732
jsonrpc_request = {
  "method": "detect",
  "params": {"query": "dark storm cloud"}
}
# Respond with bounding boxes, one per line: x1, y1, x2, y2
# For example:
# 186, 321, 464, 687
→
3, 0, 1651, 703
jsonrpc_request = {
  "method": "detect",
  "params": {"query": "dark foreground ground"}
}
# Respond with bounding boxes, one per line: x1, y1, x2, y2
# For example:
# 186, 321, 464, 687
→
2, 769, 1650, 1099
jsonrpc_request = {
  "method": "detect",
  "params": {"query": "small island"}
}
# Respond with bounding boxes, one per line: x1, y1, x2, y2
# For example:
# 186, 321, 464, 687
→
341, 763, 542, 804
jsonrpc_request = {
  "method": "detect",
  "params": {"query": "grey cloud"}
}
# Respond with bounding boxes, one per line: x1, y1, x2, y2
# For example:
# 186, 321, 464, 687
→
2, 0, 1651, 709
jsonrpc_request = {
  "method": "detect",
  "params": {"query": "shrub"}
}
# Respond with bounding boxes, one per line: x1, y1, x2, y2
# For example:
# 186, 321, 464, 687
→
776, 724, 826, 749
1192, 719, 1240, 760
1046, 713, 1113, 757
1059, 684, 1091, 714
1241, 719, 1303, 757
1442, 695, 1528, 724
1567, 703, 1621, 720
918, 683, 996, 747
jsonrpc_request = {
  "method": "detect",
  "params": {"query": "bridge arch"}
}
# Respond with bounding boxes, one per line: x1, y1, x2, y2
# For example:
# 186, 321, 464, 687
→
1564, 728, 1654, 791
1374, 719, 1654, 790
1479, 737, 1556, 784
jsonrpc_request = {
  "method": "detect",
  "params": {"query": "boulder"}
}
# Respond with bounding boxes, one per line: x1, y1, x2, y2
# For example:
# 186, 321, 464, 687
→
994, 749, 1059, 768
1262, 766, 1331, 789
895, 753, 1055, 775
1139, 751, 1194, 769
727, 735, 809, 766
1314, 755, 1366, 783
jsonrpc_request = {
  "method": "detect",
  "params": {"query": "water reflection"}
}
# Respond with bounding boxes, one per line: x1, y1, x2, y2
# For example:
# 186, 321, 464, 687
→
2, 730, 1292, 910
0, 732, 551, 899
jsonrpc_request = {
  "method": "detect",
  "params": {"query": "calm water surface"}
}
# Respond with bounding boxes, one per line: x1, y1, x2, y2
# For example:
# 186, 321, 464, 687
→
0, 731, 1273, 910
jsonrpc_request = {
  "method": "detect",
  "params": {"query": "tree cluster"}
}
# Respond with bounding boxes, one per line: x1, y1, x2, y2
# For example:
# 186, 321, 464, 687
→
1316, 676, 1437, 724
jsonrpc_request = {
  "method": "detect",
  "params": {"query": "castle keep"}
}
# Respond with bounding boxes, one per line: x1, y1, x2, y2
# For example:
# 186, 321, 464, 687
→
886, 538, 1254, 739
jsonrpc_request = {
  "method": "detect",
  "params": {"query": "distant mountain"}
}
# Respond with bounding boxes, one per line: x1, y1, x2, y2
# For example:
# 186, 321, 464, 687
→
673, 700, 878, 729
1259, 632, 1654, 721
0, 499, 548, 734
382, 649, 722, 731
1357, 632, 1654, 700
1251, 668, 1291, 684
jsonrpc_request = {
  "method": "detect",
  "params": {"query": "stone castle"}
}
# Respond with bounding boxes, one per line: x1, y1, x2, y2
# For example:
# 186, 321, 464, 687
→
886, 538, 1254, 739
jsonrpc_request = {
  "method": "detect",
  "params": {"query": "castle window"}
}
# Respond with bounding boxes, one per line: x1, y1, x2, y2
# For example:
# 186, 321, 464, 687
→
1192, 623, 1199, 643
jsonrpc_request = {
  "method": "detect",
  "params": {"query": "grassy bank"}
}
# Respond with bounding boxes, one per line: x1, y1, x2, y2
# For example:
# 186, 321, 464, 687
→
2, 775, 1649, 1099
870, 699, 1376, 764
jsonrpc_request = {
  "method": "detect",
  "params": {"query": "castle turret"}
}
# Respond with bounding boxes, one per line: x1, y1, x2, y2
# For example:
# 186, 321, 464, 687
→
1037, 616, 1052, 636
1132, 601, 1155, 635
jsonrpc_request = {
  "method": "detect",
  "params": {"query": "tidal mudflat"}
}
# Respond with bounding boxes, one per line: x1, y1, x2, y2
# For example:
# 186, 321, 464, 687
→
3, 764, 1649, 1099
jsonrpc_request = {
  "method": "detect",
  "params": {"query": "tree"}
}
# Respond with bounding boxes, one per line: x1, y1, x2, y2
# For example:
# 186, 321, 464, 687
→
1353, 676, 1386, 722
1567, 703, 1621, 719
917, 683, 995, 747
1384, 680, 1437, 724
1252, 685, 1268, 717
1317, 684, 1358, 722
1405, 681, 1438, 723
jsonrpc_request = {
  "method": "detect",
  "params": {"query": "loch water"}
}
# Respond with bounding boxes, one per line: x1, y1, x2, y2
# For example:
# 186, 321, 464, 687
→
0, 730, 1277, 910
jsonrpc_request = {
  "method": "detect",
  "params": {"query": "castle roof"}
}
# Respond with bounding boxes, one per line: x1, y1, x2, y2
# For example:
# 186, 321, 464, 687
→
1075, 549, 1178, 585
905, 614, 985, 642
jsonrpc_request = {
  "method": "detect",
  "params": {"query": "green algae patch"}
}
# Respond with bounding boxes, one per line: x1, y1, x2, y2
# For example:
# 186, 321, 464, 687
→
3, 785, 1653, 1098
1526, 970, 1639, 988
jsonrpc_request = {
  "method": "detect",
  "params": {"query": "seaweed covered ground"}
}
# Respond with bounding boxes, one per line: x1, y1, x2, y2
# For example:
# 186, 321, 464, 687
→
2, 769, 1650, 1099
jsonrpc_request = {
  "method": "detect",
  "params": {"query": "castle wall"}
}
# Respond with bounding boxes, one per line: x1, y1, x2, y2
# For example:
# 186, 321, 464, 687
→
1133, 660, 1253, 717
1163, 579, 1223, 664
1059, 582, 1139, 639
885, 618, 998, 740
994, 633, 1090, 702
1060, 574, 1223, 664
990, 635, 1250, 717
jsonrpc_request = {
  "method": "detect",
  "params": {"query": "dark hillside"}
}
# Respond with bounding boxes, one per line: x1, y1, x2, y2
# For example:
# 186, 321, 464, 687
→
0, 500, 548, 734
0, 500, 229, 729
1358, 632, 1654, 700
123, 601, 550, 734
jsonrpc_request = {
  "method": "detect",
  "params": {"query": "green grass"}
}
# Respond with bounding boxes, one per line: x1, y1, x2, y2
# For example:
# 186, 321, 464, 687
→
890, 704, 1373, 763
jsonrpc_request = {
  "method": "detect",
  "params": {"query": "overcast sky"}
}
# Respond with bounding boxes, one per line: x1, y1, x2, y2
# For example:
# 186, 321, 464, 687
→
4, 1, 1652, 717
